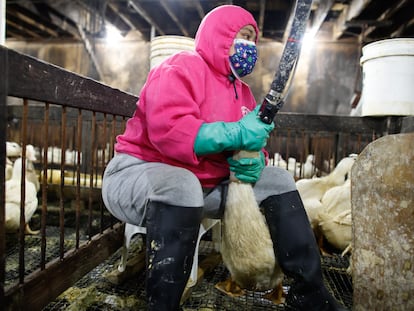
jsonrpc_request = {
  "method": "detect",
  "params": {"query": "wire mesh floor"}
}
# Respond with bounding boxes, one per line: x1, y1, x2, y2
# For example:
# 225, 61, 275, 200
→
4, 206, 115, 290
42, 236, 353, 311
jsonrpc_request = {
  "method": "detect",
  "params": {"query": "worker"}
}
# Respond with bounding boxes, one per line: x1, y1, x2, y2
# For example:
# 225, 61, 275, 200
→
102, 4, 347, 311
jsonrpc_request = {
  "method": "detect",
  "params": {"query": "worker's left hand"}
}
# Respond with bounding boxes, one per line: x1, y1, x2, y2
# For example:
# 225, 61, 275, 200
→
227, 151, 265, 183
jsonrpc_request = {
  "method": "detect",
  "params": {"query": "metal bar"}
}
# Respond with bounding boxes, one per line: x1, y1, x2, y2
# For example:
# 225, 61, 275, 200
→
18, 99, 29, 284
0, 44, 7, 305
3, 46, 137, 117
88, 112, 97, 239
75, 108, 82, 249
59, 106, 67, 260
102, 114, 108, 172
92, 110, 97, 211
108, 114, 117, 229
40, 102, 49, 270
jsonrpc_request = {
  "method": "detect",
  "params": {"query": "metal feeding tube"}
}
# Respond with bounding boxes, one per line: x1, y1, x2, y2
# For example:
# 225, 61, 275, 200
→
258, 0, 313, 124
259, 89, 284, 124
231, 0, 313, 181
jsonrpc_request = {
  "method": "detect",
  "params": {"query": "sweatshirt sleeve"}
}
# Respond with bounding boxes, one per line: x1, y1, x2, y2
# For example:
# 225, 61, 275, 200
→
141, 58, 205, 165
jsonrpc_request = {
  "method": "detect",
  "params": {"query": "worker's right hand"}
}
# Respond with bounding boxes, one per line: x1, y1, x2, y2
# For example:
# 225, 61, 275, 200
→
237, 104, 274, 151
194, 104, 274, 156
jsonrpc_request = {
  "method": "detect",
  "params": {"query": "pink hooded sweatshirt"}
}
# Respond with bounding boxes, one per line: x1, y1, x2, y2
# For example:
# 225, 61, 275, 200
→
115, 5, 260, 187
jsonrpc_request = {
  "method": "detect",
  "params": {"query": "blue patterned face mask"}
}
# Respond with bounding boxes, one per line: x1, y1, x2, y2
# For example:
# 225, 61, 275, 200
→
229, 39, 258, 78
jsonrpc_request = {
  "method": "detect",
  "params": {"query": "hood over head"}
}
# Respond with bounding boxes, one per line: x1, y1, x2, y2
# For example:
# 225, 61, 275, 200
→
195, 5, 259, 77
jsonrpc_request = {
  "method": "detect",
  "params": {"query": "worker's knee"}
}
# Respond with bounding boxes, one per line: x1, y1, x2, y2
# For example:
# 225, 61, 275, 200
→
270, 167, 296, 188
255, 166, 297, 197
150, 167, 204, 207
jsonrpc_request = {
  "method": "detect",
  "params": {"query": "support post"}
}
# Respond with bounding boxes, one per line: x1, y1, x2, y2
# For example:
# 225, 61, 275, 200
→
0, 0, 5, 45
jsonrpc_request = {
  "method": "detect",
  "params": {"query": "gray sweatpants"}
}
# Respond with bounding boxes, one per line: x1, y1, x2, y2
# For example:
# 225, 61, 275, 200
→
102, 153, 297, 226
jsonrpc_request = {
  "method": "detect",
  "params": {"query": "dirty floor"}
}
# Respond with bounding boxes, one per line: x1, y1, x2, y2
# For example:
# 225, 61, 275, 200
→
39, 234, 352, 311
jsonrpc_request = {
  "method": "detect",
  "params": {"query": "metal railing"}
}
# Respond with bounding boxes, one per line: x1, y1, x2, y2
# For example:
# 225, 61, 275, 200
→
0, 46, 137, 311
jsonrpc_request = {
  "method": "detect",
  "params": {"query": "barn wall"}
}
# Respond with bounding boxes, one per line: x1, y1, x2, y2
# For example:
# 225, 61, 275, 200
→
6, 32, 359, 115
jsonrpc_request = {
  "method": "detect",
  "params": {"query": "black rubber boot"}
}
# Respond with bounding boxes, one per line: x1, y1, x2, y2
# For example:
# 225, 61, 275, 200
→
261, 191, 348, 311
145, 201, 203, 311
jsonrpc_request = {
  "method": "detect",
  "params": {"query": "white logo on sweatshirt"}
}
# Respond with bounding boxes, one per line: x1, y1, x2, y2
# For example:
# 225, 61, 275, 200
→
241, 106, 251, 116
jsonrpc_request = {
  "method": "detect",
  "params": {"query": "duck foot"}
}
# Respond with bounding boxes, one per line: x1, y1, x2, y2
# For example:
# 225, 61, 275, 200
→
215, 277, 245, 297
25, 223, 39, 235
263, 283, 285, 304
316, 228, 334, 257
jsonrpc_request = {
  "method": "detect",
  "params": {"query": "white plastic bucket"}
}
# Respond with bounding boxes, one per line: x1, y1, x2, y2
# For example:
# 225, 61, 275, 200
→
150, 35, 195, 69
360, 38, 414, 116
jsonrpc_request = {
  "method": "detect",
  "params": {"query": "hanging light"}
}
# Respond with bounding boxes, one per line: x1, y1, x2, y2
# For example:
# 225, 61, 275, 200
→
301, 30, 316, 49
105, 24, 122, 45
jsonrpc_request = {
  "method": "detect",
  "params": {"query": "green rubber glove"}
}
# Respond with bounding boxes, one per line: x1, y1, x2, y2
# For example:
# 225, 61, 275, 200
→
227, 151, 265, 184
194, 105, 274, 156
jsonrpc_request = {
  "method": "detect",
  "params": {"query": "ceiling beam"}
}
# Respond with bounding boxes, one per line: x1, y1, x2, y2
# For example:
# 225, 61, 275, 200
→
128, 0, 165, 35
43, 3, 80, 40
6, 20, 42, 39
7, 3, 69, 38
107, 2, 136, 32
105, 3, 132, 34
347, 0, 371, 19
5, 27, 26, 40
159, 1, 189, 37
391, 15, 414, 37
258, 0, 265, 39
6, 13, 48, 38
362, 0, 410, 39
194, 1, 205, 19
76, 24, 104, 82
333, 0, 371, 39
309, 0, 335, 38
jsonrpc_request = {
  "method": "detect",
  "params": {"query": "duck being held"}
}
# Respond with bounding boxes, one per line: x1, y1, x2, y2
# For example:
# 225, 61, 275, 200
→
216, 182, 285, 304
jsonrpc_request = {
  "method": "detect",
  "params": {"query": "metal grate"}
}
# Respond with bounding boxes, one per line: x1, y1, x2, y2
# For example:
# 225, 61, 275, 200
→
322, 254, 353, 308
5, 227, 82, 288
4, 210, 114, 289
43, 239, 353, 310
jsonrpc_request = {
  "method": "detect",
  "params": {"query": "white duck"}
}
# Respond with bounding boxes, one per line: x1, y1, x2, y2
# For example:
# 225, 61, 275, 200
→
5, 141, 22, 180
25, 144, 40, 192
296, 154, 356, 203
216, 182, 285, 304
5, 157, 39, 234
302, 154, 317, 178
296, 154, 356, 244
273, 152, 287, 168
287, 157, 301, 178
319, 178, 352, 254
